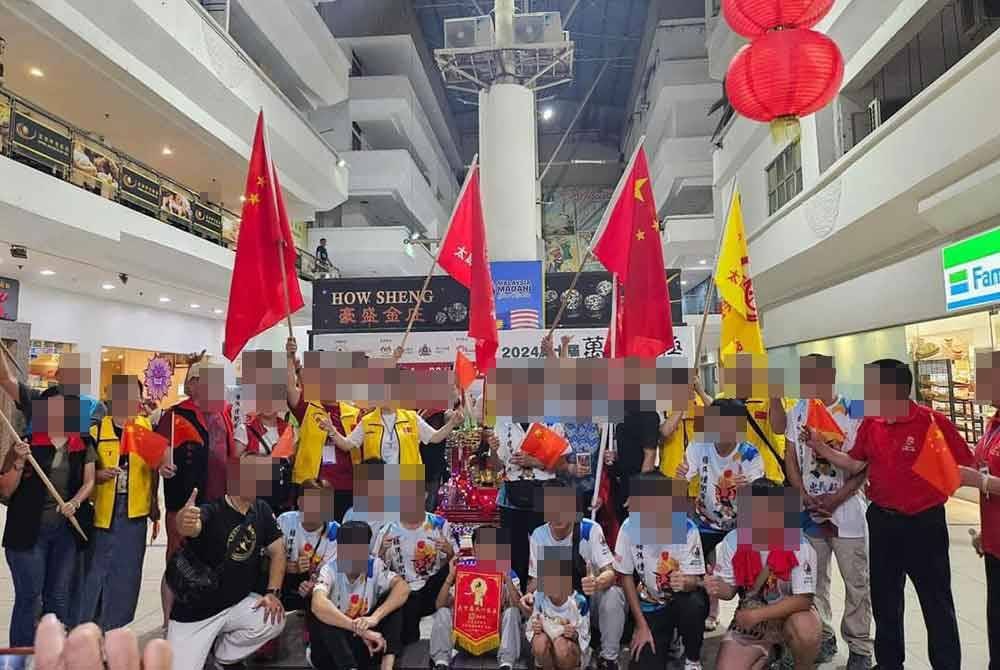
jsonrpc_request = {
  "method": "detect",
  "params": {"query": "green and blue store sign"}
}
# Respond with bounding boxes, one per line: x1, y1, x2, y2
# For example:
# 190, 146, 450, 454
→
943, 227, 1000, 311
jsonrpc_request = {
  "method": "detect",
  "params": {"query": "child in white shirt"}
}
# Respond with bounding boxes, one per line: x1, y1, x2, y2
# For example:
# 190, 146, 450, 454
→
527, 546, 591, 670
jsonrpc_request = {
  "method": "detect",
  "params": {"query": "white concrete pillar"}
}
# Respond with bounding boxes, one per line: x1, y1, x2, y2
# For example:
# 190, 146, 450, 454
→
478, 83, 541, 262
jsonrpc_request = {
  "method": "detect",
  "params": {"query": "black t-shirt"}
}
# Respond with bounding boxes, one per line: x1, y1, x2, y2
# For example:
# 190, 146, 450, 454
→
614, 410, 660, 476
169, 498, 282, 623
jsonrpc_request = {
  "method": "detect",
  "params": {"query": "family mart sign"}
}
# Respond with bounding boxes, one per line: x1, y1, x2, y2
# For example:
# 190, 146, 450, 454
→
943, 227, 1000, 311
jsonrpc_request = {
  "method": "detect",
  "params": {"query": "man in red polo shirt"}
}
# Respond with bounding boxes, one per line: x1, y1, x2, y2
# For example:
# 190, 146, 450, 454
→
806, 359, 973, 670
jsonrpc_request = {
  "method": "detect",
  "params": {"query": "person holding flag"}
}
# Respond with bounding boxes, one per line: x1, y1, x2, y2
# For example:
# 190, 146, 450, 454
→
804, 359, 972, 670
81, 374, 165, 631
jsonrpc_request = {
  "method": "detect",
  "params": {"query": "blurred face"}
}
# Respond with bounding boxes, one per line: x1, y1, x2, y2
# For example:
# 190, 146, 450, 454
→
473, 527, 512, 572
339, 540, 369, 576
630, 477, 690, 544
35, 395, 73, 438
55, 353, 90, 393
799, 356, 835, 401
863, 366, 910, 419
109, 375, 141, 422
189, 365, 226, 413
699, 406, 746, 444
240, 351, 287, 416
228, 454, 274, 499
975, 351, 1000, 407
542, 487, 578, 531
400, 475, 426, 521
299, 486, 335, 527
736, 489, 802, 550
538, 561, 572, 602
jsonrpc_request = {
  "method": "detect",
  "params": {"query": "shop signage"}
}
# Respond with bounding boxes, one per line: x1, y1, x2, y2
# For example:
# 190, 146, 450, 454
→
544, 269, 684, 328
120, 166, 161, 212
0, 276, 19, 321
12, 111, 71, 167
943, 227, 1000, 312
192, 203, 223, 236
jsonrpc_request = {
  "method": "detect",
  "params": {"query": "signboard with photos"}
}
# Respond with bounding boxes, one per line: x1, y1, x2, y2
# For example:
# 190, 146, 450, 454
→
12, 110, 72, 168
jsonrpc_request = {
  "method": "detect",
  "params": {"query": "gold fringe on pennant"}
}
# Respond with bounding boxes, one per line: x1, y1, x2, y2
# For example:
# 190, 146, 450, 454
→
770, 115, 801, 143
454, 630, 500, 656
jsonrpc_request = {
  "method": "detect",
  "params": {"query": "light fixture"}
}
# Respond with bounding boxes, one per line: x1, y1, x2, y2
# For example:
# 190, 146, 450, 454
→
39, 269, 56, 276
28, 66, 44, 78
101, 282, 115, 290
161, 146, 174, 156
190, 303, 200, 309
681, 280, 688, 286
541, 107, 554, 121
159, 296, 171, 303
699, 259, 707, 265
239, 195, 246, 202
213, 308, 224, 314
337, 157, 347, 168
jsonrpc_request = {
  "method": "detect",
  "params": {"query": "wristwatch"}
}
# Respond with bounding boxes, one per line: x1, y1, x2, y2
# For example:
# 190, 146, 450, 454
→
266, 588, 282, 598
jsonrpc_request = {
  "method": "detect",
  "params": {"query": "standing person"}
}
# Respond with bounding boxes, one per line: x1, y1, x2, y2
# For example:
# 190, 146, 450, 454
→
309, 521, 410, 670
315, 237, 331, 275
962, 350, 1000, 670
706, 479, 821, 670
611, 407, 660, 525
525, 482, 625, 670
614, 473, 709, 670
782, 354, 872, 669
287, 342, 362, 521
166, 453, 287, 670
327, 403, 462, 465
375, 474, 458, 649
806, 359, 973, 670
156, 359, 235, 628
0, 350, 100, 436
276, 479, 340, 612
676, 398, 765, 632
0, 388, 96, 646
81, 375, 160, 631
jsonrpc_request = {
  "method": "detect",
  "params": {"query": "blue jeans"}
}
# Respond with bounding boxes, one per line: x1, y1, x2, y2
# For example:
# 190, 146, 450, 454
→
5, 519, 78, 646
80, 494, 148, 630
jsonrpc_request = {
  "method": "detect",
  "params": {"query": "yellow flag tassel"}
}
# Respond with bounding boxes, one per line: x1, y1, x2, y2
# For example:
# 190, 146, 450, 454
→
770, 115, 801, 144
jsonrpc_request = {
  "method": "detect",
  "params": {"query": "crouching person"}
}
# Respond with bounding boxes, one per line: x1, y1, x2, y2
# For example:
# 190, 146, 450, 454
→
528, 546, 591, 670
308, 521, 409, 670
278, 479, 339, 612
165, 453, 287, 669
707, 479, 821, 670
615, 473, 709, 670
430, 525, 523, 670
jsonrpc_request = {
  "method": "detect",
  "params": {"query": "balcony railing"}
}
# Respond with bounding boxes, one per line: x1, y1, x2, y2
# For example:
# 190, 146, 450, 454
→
0, 86, 326, 281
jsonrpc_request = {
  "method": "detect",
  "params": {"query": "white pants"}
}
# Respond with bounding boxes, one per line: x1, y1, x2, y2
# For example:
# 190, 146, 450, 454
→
592, 585, 627, 661
430, 606, 523, 666
167, 594, 285, 670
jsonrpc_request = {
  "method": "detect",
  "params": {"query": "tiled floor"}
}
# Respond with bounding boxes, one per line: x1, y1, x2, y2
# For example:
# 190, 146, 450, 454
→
0, 498, 992, 668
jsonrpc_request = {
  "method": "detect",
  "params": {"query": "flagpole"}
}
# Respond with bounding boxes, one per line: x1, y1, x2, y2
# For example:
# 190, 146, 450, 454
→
550, 138, 646, 339
259, 109, 296, 341
0, 339, 25, 378
398, 155, 479, 360
693, 178, 738, 368
590, 422, 609, 520
0, 408, 87, 542
591, 272, 619, 520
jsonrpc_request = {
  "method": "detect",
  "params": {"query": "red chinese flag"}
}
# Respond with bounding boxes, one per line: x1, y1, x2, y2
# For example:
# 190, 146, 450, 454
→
121, 421, 169, 468
270, 424, 296, 459
454, 350, 478, 392
223, 111, 304, 361
591, 145, 674, 358
171, 413, 204, 448
437, 163, 498, 372
912, 418, 961, 497
805, 399, 846, 445
520, 423, 570, 470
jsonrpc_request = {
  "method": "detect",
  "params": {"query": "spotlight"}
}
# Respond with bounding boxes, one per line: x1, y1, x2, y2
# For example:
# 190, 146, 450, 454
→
541, 107, 554, 121
337, 157, 347, 168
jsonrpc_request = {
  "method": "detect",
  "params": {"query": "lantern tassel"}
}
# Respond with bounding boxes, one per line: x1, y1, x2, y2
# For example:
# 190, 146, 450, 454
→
770, 116, 801, 143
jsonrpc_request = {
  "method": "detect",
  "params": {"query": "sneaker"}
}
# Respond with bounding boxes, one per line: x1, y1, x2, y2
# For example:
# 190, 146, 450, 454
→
846, 652, 873, 670
816, 633, 837, 663
684, 661, 703, 670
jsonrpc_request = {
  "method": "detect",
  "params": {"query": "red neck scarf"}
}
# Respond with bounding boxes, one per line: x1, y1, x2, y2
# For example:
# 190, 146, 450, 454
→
732, 544, 799, 588
30, 432, 87, 453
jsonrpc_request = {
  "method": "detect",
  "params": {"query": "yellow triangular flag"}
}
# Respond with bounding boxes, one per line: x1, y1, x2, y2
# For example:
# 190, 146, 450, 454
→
715, 187, 765, 356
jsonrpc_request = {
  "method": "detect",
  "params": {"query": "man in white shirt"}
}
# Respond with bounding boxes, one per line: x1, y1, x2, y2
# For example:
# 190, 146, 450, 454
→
277, 479, 339, 612
778, 354, 872, 669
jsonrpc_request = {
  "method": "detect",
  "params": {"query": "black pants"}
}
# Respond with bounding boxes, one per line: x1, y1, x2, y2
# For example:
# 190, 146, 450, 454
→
988, 553, 1000, 670
635, 590, 709, 668
281, 573, 309, 613
307, 600, 403, 670
333, 490, 352, 524
867, 504, 960, 670
500, 504, 545, 586
401, 566, 450, 646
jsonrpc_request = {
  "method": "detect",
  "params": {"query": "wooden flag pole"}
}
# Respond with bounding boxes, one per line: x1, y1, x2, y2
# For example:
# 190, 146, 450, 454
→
0, 339, 26, 378
546, 247, 592, 339
693, 179, 737, 368
0, 408, 88, 542
277, 238, 295, 340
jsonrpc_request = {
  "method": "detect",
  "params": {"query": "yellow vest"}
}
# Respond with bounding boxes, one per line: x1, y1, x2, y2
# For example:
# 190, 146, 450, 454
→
292, 402, 361, 484
659, 400, 701, 497
360, 408, 423, 465
90, 416, 154, 529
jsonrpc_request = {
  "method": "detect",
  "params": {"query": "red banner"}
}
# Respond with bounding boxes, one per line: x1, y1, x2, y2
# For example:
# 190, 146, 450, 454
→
453, 562, 503, 655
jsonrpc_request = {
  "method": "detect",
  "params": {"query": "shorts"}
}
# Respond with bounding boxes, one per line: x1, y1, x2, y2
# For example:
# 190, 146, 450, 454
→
165, 510, 185, 561
723, 604, 820, 658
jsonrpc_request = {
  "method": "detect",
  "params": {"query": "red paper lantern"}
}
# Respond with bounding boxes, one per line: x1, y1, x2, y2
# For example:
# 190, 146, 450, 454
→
726, 28, 844, 128
722, 0, 834, 37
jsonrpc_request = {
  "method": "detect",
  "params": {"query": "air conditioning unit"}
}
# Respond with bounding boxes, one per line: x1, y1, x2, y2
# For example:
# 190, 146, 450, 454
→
444, 16, 494, 49
867, 98, 882, 133
513, 12, 563, 45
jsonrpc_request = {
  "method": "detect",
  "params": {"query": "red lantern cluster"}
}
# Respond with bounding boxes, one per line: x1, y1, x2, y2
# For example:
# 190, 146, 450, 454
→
722, 0, 843, 134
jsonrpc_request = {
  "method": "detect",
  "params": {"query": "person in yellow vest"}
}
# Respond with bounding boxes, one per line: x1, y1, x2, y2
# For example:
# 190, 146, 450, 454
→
694, 352, 789, 484
286, 338, 363, 522
326, 403, 462, 465
81, 374, 159, 631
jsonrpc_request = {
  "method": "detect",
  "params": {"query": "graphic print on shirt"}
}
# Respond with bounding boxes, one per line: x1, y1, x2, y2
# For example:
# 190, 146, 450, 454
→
345, 592, 367, 619
653, 551, 679, 592
227, 523, 257, 562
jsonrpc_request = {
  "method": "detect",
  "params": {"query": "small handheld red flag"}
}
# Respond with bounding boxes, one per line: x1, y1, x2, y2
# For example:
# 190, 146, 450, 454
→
454, 350, 478, 392
121, 421, 169, 468
912, 418, 961, 496
223, 111, 304, 361
520, 423, 570, 470
805, 399, 846, 445
171, 413, 204, 448
437, 161, 498, 372
592, 144, 673, 358
270, 424, 296, 459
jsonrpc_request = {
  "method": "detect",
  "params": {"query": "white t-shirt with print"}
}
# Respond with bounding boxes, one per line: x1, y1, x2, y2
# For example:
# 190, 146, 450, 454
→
341, 507, 393, 553
613, 516, 705, 611
347, 410, 437, 464
375, 512, 458, 591
276, 512, 338, 570
495, 420, 570, 482
785, 397, 866, 538
528, 519, 613, 579
684, 442, 765, 533
714, 530, 817, 604
527, 591, 591, 653
314, 557, 398, 619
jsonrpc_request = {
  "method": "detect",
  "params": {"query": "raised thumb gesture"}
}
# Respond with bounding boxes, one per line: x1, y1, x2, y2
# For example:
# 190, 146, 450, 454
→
177, 488, 202, 538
